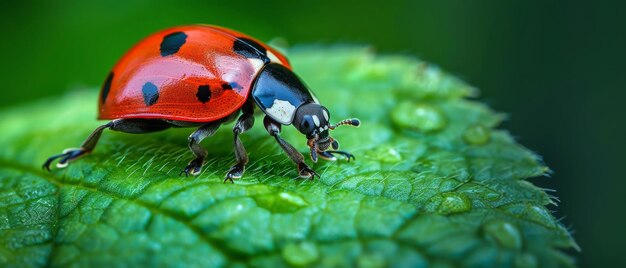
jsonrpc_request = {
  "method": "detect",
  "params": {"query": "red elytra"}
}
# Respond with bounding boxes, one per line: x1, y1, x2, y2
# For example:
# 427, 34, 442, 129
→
99, 25, 290, 122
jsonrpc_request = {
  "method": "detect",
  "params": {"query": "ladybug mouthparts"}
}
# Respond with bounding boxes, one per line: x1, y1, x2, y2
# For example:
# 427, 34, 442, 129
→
307, 132, 329, 152
307, 118, 361, 163
314, 132, 332, 151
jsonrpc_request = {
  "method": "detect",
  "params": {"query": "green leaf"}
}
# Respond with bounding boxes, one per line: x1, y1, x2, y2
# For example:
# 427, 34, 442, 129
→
0, 46, 577, 267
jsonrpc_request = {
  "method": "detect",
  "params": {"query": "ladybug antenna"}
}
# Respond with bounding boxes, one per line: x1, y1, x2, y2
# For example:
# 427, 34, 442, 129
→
330, 118, 361, 130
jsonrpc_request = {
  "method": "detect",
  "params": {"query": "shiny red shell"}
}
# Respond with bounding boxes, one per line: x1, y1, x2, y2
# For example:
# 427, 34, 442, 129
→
98, 25, 291, 122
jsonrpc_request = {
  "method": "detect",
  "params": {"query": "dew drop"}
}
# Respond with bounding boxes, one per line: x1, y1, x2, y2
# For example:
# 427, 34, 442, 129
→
365, 146, 403, 163
391, 101, 446, 132
482, 220, 523, 250
500, 204, 556, 228
357, 253, 385, 268
457, 182, 502, 201
528, 205, 556, 228
436, 192, 472, 215
514, 253, 538, 268
282, 242, 319, 266
463, 124, 491, 145
254, 192, 308, 213
278, 192, 308, 207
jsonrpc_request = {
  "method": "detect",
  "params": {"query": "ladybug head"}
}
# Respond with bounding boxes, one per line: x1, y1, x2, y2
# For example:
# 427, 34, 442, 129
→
293, 103, 360, 162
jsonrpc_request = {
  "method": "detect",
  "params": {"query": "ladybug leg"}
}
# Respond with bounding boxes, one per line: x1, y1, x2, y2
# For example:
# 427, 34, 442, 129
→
43, 119, 171, 171
180, 122, 222, 177
322, 150, 356, 162
225, 102, 255, 183
317, 151, 337, 161
43, 121, 115, 170
263, 116, 320, 180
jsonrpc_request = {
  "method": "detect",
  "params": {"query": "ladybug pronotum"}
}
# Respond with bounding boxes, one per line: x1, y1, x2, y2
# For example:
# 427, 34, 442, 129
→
43, 25, 360, 182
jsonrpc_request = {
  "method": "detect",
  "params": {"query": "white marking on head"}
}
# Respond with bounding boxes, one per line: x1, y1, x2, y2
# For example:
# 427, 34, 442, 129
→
248, 58, 264, 73
267, 50, 281, 63
266, 99, 296, 124
322, 109, 329, 121
312, 115, 320, 127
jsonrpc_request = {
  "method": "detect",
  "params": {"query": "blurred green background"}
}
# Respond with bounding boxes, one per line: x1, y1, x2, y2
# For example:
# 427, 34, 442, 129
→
0, 1, 622, 266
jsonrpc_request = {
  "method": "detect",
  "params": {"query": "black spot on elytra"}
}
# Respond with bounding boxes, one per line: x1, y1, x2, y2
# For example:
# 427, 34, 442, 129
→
142, 82, 159, 106
101, 72, 114, 104
160, 32, 187, 56
221, 82, 243, 91
196, 85, 212, 103
233, 37, 268, 62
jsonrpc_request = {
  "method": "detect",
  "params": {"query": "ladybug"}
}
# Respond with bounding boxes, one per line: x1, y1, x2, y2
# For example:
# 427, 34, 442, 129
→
43, 25, 360, 182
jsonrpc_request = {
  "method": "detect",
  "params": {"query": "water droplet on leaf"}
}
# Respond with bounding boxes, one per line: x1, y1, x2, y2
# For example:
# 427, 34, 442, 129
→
254, 192, 308, 213
463, 124, 491, 145
365, 146, 403, 163
357, 253, 385, 268
457, 183, 501, 201
514, 253, 538, 268
391, 102, 446, 132
435, 192, 472, 215
282, 242, 319, 266
500, 204, 556, 228
528, 205, 556, 228
483, 220, 523, 249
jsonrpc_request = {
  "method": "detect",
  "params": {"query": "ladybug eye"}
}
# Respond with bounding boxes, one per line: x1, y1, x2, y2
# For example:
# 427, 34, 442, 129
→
299, 115, 316, 134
